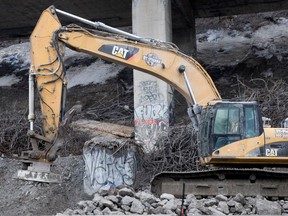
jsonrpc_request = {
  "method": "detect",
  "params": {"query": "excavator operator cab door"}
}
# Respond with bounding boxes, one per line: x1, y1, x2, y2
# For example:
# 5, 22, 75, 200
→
199, 101, 264, 157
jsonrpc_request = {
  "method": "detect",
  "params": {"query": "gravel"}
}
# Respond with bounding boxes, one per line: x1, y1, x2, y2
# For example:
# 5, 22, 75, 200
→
56, 189, 288, 215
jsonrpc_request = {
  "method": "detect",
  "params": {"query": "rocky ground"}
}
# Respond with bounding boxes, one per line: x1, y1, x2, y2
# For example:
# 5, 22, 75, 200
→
0, 10, 288, 216
56, 187, 288, 215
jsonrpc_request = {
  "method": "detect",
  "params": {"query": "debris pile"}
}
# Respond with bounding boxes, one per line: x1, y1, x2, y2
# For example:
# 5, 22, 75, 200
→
138, 125, 199, 186
57, 187, 285, 215
233, 78, 288, 126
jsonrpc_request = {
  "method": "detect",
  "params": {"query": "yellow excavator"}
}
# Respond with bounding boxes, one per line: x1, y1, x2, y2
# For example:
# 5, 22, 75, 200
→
18, 6, 288, 197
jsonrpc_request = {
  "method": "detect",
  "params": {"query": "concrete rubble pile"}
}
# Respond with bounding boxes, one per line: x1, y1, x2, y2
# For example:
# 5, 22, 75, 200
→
56, 187, 287, 215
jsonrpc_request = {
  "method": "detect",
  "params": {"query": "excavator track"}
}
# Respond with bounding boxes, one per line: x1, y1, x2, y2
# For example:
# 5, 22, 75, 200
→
151, 168, 288, 198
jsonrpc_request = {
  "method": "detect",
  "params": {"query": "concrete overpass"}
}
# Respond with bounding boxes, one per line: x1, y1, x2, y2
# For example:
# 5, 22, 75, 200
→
1, 0, 288, 37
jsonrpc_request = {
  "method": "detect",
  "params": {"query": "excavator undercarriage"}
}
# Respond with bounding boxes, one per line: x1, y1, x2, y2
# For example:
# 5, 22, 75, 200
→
151, 168, 288, 198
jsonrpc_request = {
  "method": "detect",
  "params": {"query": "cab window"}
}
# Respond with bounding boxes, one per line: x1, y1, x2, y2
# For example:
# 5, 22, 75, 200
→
213, 107, 241, 150
214, 107, 240, 134
244, 107, 257, 138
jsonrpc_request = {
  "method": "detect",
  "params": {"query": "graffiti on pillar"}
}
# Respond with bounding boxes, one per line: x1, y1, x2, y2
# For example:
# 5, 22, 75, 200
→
135, 80, 172, 151
134, 104, 169, 125
160, 0, 169, 7
134, 103, 169, 149
138, 80, 164, 104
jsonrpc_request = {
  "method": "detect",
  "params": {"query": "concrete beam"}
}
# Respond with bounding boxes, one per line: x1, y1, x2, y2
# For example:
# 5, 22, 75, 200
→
1, 0, 288, 37
174, 0, 194, 27
192, 0, 288, 18
0, 0, 132, 36
2, 0, 288, 37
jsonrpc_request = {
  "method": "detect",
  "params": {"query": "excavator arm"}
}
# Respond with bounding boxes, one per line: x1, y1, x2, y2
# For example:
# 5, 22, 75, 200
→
23, 6, 220, 165
18, 6, 221, 183
58, 27, 220, 105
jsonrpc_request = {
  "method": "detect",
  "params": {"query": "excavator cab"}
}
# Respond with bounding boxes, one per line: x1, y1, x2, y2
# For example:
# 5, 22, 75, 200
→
199, 101, 264, 157
153, 101, 288, 197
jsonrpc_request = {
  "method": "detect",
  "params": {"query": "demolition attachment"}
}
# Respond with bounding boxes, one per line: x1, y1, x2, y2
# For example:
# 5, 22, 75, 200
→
16, 162, 62, 183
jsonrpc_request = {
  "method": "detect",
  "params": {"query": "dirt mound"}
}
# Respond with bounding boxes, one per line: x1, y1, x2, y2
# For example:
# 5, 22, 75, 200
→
0, 156, 88, 216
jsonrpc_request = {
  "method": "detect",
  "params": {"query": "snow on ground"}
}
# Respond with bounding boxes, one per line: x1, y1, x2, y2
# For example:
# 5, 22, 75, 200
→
0, 43, 124, 88
254, 17, 288, 40
66, 58, 124, 89
0, 74, 21, 86
1, 14, 288, 87
197, 15, 288, 66
0, 42, 30, 72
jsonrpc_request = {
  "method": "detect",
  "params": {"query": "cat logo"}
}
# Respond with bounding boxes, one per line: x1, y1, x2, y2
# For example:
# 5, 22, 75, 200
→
266, 148, 278, 156
112, 46, 129, 59
98, 44, 139, 60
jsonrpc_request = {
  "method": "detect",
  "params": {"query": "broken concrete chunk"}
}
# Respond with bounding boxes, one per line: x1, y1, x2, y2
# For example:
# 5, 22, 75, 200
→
84, 204, 96, 214
121, 204, 130, 211
160, 193, 175, 200
233, 193, 245, 205
119, 188, 135, 197
217, 201, 229, 214
208, 206, 226, 216
71, 119, 134, 138
163, 199, 178, 211
135, 190, 158, 204
93, 209, 103, 215
235, 202, 245, 213
204, 198, 218, 207
120, 196, 134, 206
215, 194, 228, 202
101, 207, 111, 215
256, 198, 281, 215
130, 199, 145, 214
99, 198, 114, 209
105, 195, 119, 204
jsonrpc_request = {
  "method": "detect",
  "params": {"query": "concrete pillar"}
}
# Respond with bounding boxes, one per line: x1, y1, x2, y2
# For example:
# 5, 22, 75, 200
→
172, 0, 197, 56
132, 0, 173, 152
173, 26, 196, 56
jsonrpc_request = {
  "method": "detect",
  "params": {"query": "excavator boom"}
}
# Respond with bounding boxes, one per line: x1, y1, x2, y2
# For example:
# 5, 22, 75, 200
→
19, 6, 221, 182
29, 6, 221, 147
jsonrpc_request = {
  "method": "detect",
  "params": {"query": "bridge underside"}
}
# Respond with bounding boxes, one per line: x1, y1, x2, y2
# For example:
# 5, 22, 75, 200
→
1, 0, 288, 37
